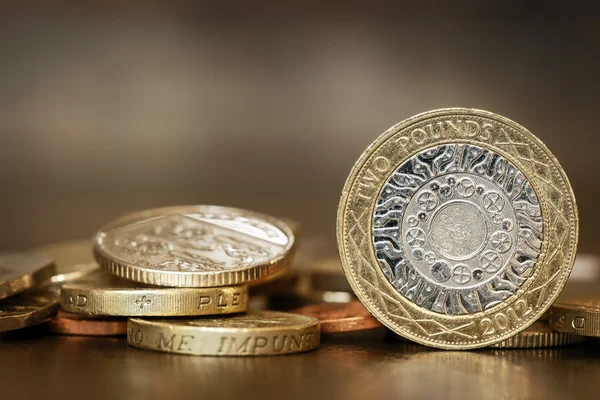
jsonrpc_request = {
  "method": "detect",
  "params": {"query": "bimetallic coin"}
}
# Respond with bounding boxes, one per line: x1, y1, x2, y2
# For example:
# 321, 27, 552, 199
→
337, 108, 578, 349
93, 205, 295, 287
0, 252, 55, 300
490, 321, 584, 349
46, 310, 127, 336
549, 297, 600, 337
61, 271, 248, 317
376, 144, 538, 305
127, 311, 320, 356
291, 301, 382, 334
0, 288, 59, 332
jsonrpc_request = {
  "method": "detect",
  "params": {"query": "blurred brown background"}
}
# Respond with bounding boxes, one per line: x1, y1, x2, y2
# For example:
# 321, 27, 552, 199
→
0, 2, 598, 253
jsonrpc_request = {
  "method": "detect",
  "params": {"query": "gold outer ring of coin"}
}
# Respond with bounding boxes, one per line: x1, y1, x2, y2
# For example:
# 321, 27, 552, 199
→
0, 288, 59, 332
291, 300, 383, 334
46, 310, 127, 336
127, 310, 320, 356
549, 300, 600, 337
60, 271, 249, 317
337, 108, 578, 350
93, 205, 296, 287
0, 252, 56, 300
489, 321, 585, 349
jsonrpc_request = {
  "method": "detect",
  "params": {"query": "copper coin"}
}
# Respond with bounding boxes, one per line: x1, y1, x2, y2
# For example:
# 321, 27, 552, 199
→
46, 310, 127, 336
291, 300, 382, 334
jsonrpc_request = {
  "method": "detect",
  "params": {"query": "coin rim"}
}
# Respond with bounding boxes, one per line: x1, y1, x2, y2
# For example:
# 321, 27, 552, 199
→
127, 311, 321, 356
129, 310, 319, 332
60, 279, 249, 316
549, 303, 600, 337
93, 205, 295, 287
337, 108, 579, 349
490, 321, 585, 348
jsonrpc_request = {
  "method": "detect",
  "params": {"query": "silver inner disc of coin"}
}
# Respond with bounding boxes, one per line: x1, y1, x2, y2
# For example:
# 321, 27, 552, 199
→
373, 144, 543, 315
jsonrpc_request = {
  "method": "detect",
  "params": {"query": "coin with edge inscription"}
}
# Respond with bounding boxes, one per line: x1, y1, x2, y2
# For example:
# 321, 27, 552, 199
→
127, 310, 320, 356
549, 297, 600, 337
60, 270, 248, 317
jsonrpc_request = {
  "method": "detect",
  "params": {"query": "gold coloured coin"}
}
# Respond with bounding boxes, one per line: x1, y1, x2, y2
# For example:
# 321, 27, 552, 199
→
549, 297, 600, 337
337, 108, 578, 349
490, 321, 584, 349
127, 311, 320, 356
61, 271, 248, 317
93, 205, 295, 287
0, 252, 55, 300
0, 288, 59, 332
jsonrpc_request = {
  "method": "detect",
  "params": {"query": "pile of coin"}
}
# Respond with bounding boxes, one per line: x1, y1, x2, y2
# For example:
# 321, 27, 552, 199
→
1, 108, 598, 353
0, 206, 322, 356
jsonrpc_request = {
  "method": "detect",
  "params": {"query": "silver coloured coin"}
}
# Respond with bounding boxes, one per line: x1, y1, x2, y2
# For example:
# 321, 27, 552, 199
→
373, 144, 543, 315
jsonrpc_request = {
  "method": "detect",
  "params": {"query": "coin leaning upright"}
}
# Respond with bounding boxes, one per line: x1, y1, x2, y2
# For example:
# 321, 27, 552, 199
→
93, 206, 295, 287
337, 108, 578, 350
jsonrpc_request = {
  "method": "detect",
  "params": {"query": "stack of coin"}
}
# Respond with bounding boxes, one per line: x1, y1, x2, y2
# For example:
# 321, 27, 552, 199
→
65, 205, 319, 355
1, 206, 322, 356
